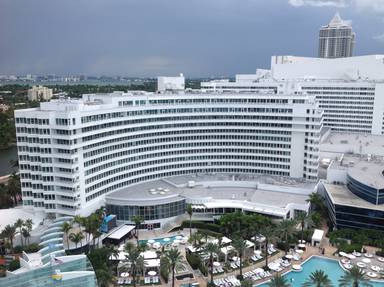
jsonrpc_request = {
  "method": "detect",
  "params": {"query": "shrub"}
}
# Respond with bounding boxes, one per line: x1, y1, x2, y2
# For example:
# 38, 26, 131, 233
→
181, 221, 221, 234
198, 262, 208, 276
186, 253, 201, 270
8, 259, 20, 271
24, 243, 39, 253
13, 246, 23, 254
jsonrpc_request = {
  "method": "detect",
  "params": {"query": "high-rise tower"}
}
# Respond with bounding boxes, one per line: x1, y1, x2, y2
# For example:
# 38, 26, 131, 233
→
318, 13, 355, 58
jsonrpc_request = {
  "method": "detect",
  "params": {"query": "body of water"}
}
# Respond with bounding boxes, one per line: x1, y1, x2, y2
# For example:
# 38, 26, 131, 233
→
258, 256, 382, 287
0, 146, 18, 176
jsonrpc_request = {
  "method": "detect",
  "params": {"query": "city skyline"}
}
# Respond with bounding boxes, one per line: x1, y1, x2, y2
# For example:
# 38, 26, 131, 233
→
1, 0, 384, 77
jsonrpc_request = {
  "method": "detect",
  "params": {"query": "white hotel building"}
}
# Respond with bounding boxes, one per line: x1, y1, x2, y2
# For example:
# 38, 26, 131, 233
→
202, 55, 384, 135
15, 87, 322, 218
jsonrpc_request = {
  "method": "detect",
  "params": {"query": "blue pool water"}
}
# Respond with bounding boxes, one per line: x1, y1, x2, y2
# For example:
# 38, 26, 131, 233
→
257, 256, 383, 287
139, 235, 182, 246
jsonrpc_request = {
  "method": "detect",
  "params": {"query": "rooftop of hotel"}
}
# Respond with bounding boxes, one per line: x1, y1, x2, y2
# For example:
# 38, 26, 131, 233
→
322, 182, 384, 211
106, 173, 314, 216
328, 153, 384, 189
321, 132, 384, 157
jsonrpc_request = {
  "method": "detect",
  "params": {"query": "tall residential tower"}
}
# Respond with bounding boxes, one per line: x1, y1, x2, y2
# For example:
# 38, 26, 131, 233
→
318, 13, 355, 58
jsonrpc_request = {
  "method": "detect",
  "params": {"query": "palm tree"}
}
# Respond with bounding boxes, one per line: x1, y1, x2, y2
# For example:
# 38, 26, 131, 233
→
306, 192, 325, 213
21, 228, 30, 246
303, 270, 333, 287
95, 268, 113, 287
278, 219, 296, 254
61, 221, 72, 250
268, 273, 290, 287
189, 232, 203, 250
186, 203, 193, 237
296, 212, 313, 243
339, 266, 372, 287
125, 242, 144, 287
260, 226, 277, 269
69, 232, 84, 249
73, 215, 83, 229
14, 219, 24, 247
165, 248, 182, 287
7, 173, 21, 206
131, 215, 144, 245
232, 237, 247, 279
204, 242, 220, 286
2, 224, 16, 253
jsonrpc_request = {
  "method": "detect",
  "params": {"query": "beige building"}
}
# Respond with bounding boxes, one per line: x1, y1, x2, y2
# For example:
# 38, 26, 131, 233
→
27, 85, 53, 101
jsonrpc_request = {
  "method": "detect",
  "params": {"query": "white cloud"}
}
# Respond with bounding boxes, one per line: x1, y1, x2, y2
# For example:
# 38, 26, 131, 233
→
354, 0, 384, 14
288, 0, 347, 7
373, 33, 384, 43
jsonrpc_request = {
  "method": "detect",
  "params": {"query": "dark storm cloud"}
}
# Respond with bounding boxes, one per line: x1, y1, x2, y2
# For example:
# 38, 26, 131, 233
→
0, 0, 383, 77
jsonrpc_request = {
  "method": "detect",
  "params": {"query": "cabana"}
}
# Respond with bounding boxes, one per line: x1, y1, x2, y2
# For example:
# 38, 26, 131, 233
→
311, 229, 324, 246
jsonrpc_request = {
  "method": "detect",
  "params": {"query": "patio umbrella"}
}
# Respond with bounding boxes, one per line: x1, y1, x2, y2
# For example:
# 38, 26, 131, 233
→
148, 239, 155, 244
153, 242, 161, 249
148, 271, 157, 276
346, 254, 356, 260
175, 235, 183, 240
163, 238, 170, 242
232, 256, 239, 261
362, 258, 371, 264
295, 249, 304, 254
213, 261, 221, 267
339, 251, 348, 257
120, 272, 129, 278
285, 254, 293, 260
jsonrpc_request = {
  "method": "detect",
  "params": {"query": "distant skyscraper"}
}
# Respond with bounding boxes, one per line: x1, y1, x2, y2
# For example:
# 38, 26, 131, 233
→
318, 13, 355, 58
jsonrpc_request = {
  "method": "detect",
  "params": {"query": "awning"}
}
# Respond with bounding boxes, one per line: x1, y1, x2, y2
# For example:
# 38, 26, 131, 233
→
107, 225, 135, 240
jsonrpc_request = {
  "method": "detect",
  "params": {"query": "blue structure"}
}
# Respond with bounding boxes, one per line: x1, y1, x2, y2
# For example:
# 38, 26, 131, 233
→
0, 217, 97, 287
100, 214, 117, 233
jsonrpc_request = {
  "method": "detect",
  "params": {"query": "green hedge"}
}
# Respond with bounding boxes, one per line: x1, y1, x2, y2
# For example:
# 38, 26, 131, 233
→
186, 253, 201, 270
181, 221, 222, 234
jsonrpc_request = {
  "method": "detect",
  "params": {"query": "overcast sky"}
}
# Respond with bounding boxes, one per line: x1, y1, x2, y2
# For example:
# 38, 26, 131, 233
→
1, 0, 383, 77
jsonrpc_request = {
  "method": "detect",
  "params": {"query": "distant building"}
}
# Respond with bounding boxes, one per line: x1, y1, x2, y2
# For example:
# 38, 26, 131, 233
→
157, 74, 185, 92
202, 55, 384, 135
27, 85, 53, 101
318, 13, 355, 58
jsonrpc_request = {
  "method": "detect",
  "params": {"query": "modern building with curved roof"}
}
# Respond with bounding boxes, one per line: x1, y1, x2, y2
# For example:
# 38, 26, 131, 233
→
15, 80, 322, 218
105, 174, 314, 229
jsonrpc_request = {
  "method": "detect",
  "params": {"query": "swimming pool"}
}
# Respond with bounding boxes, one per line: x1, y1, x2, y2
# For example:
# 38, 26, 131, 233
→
257, 256, 383, 287
139, 235, 185, 246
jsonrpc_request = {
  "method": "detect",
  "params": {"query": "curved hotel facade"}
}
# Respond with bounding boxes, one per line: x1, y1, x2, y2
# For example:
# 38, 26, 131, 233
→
15, 89, 322, 218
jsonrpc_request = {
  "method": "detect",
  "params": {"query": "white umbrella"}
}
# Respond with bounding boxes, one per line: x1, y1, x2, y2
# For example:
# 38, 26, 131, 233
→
377, 257, 384, 262
339, 251, 347, 257
153, 242, 161, 249
346, 254, 356, 260
298, 244, 306, 248
295, 249, 304, 254
163, 238, 170, 242
175, 235, 183, 240
213, 261, 221, 267
148, 271, 157, 276
298, 240, 306, 244
362, 258, 371, 264
364, 253, 373, 258
371, 265, 380, 272
367, 272, 377, 278
254, 250, 262, 255
292, 264, 302, 271
285, 254, 293, 259
148, 239, 155, 244
120, 272, 129, 278
357, 262, 366, 268
232, 256, 239, 261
